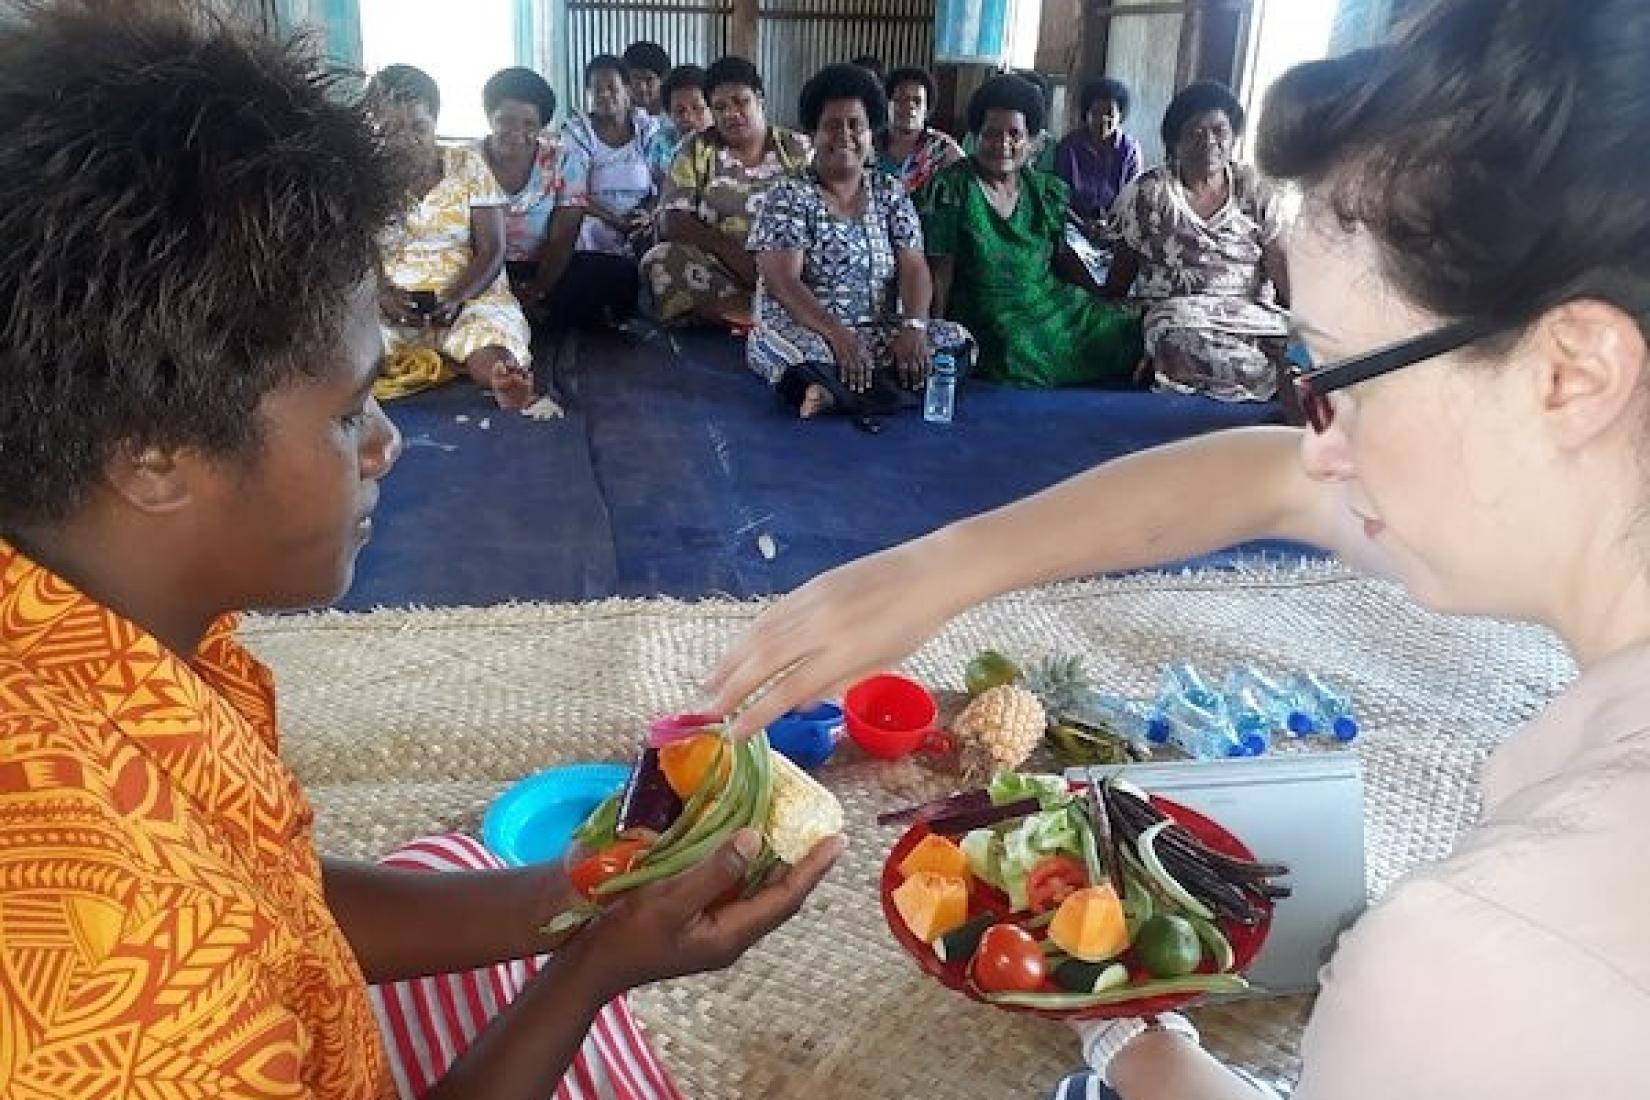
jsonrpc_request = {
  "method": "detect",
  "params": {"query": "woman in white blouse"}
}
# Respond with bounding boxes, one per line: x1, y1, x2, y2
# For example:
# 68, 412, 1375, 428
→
708, 2, 1650, 1097
528, 54, 660, 329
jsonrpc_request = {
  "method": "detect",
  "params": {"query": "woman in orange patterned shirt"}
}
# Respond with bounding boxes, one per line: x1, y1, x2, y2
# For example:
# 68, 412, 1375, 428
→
0, 9, 841, 1100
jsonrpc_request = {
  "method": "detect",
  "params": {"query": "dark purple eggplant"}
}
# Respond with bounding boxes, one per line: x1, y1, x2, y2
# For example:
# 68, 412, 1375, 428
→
1085, 772, 1127, 899
617, 747, 684, 834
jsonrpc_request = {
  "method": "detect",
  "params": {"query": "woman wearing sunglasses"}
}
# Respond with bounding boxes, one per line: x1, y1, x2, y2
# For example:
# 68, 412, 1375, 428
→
710, 1, 1650, 1096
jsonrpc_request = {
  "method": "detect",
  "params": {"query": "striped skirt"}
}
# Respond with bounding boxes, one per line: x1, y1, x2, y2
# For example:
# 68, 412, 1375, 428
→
370, 833, 685, 1100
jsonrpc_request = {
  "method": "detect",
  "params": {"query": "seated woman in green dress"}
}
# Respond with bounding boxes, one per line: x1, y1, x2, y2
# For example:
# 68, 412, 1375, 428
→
922, 75, 1141, 388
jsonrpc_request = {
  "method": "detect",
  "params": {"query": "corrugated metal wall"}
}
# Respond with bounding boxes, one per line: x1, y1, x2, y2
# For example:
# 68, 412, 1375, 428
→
556, 0, 935, 129
758, 0, 934, 127
563, 0, 732, 105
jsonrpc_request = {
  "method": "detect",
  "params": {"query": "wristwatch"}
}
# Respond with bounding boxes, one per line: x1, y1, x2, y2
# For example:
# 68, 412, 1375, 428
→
900, 317, 929, 332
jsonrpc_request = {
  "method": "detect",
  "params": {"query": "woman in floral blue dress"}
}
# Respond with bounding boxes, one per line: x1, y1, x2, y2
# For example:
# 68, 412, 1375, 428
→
747, 64, 972, 418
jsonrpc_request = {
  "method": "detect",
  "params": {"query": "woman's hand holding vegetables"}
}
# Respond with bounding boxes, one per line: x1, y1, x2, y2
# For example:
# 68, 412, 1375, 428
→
576, 828, 844, 1000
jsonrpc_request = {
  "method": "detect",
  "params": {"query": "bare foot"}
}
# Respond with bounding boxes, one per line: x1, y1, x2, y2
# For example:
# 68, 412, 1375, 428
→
798, 383, 834, 419
490, 361, 535, 411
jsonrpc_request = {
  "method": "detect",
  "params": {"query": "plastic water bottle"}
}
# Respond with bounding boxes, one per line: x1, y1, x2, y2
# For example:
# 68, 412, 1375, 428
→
1068, 692, 1162, 751
1151, 691, 1247, 759
1288, 672, 1360, 742
1224, 665, 1319, 738
1161, 662, 1221, 710
1215, 680, 1274, 757
923, 352, 957, 423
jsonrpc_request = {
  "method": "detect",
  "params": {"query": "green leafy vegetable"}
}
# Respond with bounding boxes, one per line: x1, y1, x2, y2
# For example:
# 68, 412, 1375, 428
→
960, 828, 1006, 892
989, 807, 1085, 912
987, 771, 1071, 810
572, 792, 622, 849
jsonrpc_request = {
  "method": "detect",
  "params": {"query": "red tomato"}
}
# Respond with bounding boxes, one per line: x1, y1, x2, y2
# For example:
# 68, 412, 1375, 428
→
568, 838, 650, 897
971, 924, 1048, 993
1026, 854, 1089, 912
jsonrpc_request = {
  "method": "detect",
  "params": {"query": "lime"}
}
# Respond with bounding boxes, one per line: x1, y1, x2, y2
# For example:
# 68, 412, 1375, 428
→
965, 650, 1022, 697
1133, 914, 1202, 978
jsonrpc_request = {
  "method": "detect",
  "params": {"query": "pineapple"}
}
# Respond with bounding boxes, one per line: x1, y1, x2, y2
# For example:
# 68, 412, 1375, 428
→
1024, 653, 1153, 765
1022, 653, 1095, 725
952, 684, 1047, 778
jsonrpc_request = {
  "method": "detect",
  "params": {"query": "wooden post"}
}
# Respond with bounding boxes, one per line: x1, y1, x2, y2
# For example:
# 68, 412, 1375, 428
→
731, 0, 759, 60
1078, 0, 1113, 93
1036, 0, 1084, 75
1174, 0, 1206, 88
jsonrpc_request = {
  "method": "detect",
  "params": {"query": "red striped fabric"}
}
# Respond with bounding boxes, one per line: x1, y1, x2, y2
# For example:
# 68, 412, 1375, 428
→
369, 833, 685, 1100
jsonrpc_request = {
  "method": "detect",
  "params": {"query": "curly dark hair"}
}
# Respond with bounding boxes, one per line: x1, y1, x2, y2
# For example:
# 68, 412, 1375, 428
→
661, 63, 707, 108
966, 73, 1045, 136
372, 62, 441, 118
622, 41, 671, 80
1160, 80, 1243, 152
798, 62, 888, 133
1013, 69, 1052, 109
885, 66, 936, 104
584, 53, 629, 86
1080, 77, 1131, 121
1259, 0, 1650, 338
705, 55, 763, 98
0, 7, 409, 528
483, 66, 556, 124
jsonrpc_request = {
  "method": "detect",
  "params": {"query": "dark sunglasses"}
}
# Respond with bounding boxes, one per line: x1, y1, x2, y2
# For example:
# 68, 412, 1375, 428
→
1290, 316, 1505, 432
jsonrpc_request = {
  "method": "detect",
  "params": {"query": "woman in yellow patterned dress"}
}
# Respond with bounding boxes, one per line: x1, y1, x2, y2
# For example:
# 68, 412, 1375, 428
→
371, 65, 537, 410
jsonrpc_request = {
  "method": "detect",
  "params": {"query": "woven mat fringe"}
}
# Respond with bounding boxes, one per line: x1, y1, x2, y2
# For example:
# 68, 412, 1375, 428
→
245, 564, 1574, 1099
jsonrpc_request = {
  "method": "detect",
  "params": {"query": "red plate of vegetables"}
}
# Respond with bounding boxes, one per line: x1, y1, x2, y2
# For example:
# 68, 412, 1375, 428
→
878, 773, 1288, 1020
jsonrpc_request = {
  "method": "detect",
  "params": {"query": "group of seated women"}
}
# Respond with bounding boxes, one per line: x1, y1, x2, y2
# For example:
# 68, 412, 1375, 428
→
371, 51, 699, 409
370, 48, 1296, 418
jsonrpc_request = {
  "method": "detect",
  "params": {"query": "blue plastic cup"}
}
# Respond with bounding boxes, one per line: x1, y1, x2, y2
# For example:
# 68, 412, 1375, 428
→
766, 703, 844, 770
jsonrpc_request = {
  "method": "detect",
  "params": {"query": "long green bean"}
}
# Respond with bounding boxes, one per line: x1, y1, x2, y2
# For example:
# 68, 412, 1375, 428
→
596, 740, 755, 895
980, 972, 1248, 1009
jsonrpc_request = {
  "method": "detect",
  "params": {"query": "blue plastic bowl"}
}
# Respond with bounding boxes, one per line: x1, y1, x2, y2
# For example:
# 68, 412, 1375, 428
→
482, 762, 630, 866
767, 702, 844, 770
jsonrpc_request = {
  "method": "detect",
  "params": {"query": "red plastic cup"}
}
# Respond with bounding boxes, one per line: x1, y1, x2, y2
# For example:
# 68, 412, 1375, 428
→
843, 673, 954, 760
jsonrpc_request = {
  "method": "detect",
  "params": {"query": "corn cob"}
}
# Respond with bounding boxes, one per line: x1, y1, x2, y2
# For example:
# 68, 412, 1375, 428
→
764, 748, 844, 864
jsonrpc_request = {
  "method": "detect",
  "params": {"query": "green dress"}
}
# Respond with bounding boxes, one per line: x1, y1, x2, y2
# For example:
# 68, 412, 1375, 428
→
920, 160, 1140, 387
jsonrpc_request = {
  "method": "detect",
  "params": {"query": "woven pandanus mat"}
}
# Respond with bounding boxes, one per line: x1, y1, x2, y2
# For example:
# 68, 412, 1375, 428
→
243, 563, 1574, 1099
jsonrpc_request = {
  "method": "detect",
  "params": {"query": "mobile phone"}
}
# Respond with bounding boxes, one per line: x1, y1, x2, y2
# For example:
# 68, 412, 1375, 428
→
407, 290, 439, 318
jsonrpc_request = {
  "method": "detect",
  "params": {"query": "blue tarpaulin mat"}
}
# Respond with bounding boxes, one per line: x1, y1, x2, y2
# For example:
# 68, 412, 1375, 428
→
340, 329, 1318, 609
